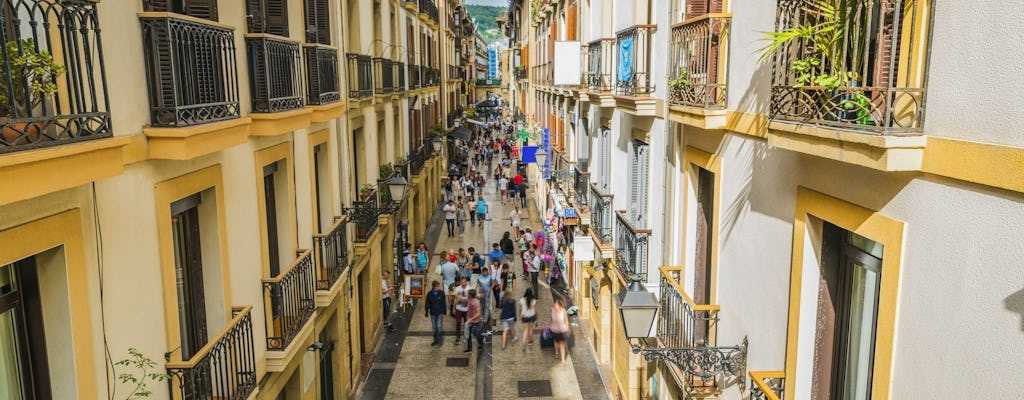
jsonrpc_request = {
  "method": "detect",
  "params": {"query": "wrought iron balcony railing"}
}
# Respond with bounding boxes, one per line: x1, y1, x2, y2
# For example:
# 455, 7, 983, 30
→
141, 14, 239, 127
614, 25, 656, 97
615, 210, 650, 281
409, 142, 432, 176
589, 183, 613, 243
349, 187, 382, 242
586, 38, 614, 92
166, 306, 257, 400
448, 64, 462, 80
395, 62, 407, 91
263, 251, 316, 350
374, 58, 395, 94
657, 266, 732, 392
347, 53, 373, 98
573, 167, 590, 207
750, 371, 785, 400
669, 15, 730, 108
0, 0, 112, 154
305, 45, 340, 105
247, 36, 304, 113
313, 218, 349, 290
409, 64, 422, 88
418, 0, 439, 24
767, 0, 926, 134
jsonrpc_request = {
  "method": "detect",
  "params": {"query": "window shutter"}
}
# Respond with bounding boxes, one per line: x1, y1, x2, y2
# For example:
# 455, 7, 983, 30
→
265, 0, 289, 37
872, 1, 900, 88
600, 128, 610, 188
245, 0, 265, 32
630, 140, 649, 226
685, 0, 708, 18
142, 0, 171, 12
709, 0, 725, 13
567, 4, 577, 41
184, 0, 219, 21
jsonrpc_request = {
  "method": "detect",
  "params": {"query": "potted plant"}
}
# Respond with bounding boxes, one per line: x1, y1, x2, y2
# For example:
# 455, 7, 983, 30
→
667, 68, 689, 102
1, 39, 65, 144
379, 163, 394, 180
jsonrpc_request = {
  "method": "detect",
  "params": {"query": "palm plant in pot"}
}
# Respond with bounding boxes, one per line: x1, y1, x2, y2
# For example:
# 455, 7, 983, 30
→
759, 0, 874, 126
1, 39, 65, 145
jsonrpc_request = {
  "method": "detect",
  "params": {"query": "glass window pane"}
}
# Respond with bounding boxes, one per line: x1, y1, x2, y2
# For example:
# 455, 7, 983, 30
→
0, 266, 13, 295
847, 232, 884, 259
843, 261, 880, 400
0, 309, 25, 400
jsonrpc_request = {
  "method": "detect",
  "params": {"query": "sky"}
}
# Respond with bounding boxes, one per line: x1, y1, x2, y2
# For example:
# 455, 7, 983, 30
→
464, 0, 508, 6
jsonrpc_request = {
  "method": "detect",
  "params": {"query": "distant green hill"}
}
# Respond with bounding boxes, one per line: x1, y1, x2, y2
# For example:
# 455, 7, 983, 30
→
466, 5, 508, 46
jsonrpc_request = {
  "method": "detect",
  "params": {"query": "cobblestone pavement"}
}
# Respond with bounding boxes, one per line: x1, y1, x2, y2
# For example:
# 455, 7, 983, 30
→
358, 157, 610, 400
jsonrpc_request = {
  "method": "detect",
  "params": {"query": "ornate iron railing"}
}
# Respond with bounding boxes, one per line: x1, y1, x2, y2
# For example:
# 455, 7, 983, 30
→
395, 62, 407, 91
768, 0, 927, 134
669, 15, 730, 108
374, 58, 395, 94
448, 64, 462, 80
615, 211, 650, 281
574, 167, 589, 206
263, 250, 316, 350
418, 0, 439, 24
166, 306, 257, 400
409, 64, 421, 88
304, 45, 340, 105
347, 53, 373, 98
424, 67, 440, 86
348, 187, 382, 242
246, 36, 303, 113
750, 371, 785, 400
313, 218, 348, 290
408, 142, 432, 176
614, 25, 656, 96
589, 183, 613, 244
0, 0, 112, 154
141, 14, 239, 127
586, 38, 614, 92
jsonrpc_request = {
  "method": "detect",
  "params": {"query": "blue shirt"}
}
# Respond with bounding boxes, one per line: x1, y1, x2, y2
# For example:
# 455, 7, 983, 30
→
440, 262, 458, 284
488, 249, 505, 264
475, 201, 488, 215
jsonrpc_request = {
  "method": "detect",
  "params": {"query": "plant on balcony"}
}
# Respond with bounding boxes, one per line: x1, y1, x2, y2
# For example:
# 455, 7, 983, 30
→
429, 125, 444, 136
759, 0, 874, 125
1, 39, 65, 141
668, 69, 689, 92
379, 163, 394, 179
359, 184, 375, 200
114, 348, 168, 399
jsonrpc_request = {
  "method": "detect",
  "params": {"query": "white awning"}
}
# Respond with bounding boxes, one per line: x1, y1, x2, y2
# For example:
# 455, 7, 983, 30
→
466, 119, 487, 126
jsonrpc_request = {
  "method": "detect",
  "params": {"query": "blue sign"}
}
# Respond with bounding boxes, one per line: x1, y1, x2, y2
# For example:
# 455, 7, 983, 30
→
487, 47, 498, 79
521, 145, 538, 163
542, 128, 552, 180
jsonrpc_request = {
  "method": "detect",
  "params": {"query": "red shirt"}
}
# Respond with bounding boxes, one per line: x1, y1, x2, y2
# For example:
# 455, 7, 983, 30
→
513, 175, 524, 185
467, 298, 482, 323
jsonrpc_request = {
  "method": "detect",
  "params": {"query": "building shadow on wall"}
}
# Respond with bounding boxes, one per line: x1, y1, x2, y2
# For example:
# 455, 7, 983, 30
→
1004, 287, 1024, 333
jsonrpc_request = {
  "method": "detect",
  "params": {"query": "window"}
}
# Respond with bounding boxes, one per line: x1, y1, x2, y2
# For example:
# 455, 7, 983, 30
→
171, 194, 210, 362
812, 222, 882, 400
629, 140, 649, 226
144, 0, 219, 21
264, 162, 282, 276
691, 166, 714, 341
304, 0, 331, 44
0, 258, 51, 400
245, 0, 289, 36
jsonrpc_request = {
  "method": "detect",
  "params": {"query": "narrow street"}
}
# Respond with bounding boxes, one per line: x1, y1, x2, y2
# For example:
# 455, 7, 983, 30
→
358, 155, 610, 400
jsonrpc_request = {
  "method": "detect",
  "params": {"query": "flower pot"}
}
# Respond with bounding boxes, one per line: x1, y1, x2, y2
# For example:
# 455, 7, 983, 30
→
1, 120, 44, 147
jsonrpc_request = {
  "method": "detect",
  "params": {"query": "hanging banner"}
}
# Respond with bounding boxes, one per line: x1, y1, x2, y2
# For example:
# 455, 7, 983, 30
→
574, 236, 595, 261
488, 47, 498, 79
521, 145, 539, 163
618, 35, 634, 83
542, 128, 552, 180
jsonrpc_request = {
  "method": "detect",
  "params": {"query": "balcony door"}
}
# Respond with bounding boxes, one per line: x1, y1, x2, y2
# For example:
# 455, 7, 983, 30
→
264, 162, 282, 277
318, 331, 335, 400
171, 195, 210, 361
0, 258, 51, 400
692, 166, 714, 343
812, 223, 882, 400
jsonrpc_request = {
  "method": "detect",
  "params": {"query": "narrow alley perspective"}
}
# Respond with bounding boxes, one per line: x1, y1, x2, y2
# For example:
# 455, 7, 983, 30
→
357, 123, 610, 400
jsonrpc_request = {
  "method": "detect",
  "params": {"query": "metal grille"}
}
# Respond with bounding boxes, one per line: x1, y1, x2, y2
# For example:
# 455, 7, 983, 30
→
589, 183, 613, 244
574, 167, 590, 206
347, 53, 373, 98
247, 36, 303, 113
395, 62, 406, 91
348, 186, 382, 242
166, 306, 257, 400
408, 141, 432, 176
313, 218, 348, 290
375, 58, 395, 93
418, 0, 438, 23
263, 251, 316, 350
768, 0, 926, 134
304, 45, 340, 105
750, 374, 786, 400
409, 64, 421, 88
656, 273, 719, 349
0, 0, 113, 154
669, 15, 730, 108
615, 211, 649, 281
141, 14, 239, 127
585, 39, 613, 91
614, 25, 656, 96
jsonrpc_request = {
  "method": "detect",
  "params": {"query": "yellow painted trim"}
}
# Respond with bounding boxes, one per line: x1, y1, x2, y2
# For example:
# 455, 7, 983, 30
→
0, 136, 130, 206
145, 118, 252, 160
154, 165, 234, 363
683, 146, 722, 305
307, 130, 330, 232
254, 142, 299, 277
723, 111, 768, 138
784, 186, 905, 400
749, 371, 785, 400
922, 136, 1024, 194
310, 102, 347, 123
0, 209, 98, 400
250, 108, 314, 136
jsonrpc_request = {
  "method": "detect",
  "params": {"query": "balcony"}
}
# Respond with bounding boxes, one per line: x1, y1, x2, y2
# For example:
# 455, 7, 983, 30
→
615, 210, 650, 281
476, 78, 502, 87
263, 250, 317, 351
313, 218, 349, 292
409, 141, 433, 176
374, 58, 396, 94
585, 38, 614, 100
573, 166, 589, 207
589, 183, 613, 244
141, 14, 239, 127
668, 15, 730, 128
347, 53, 373, 99
0, 0, 112, 154
418, 0, 439, 25
304, 46, 340, 106
448, 64, 463, 81
657, 266, 729, 395
348, 186, 382, 242
409, 64, 422, 89
395, 62, 407, 91
165, 306, 257, 400
402, 0, 417, 12
246, 35, 304, 113
750, 371, 785, 400
614, 25, 655, 97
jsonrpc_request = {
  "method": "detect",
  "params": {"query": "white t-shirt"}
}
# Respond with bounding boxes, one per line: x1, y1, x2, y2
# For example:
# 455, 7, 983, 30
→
443, 204, 457, 220
523, 232, 534, 243
498, 177, 508, 189
455, 285, 470, 312
509, 210, 521, 225
520, 298, 536, 318
529, 255, 542, 273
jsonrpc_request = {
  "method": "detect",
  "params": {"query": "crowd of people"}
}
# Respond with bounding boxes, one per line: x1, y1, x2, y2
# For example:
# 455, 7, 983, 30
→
391, 120, 574, 363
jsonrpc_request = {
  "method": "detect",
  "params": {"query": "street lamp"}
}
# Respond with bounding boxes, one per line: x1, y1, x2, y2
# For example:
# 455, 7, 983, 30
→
534, 147, 547, 168
616, 277, 748, 382
431, 137, 442, 153
386, 174, 408, 204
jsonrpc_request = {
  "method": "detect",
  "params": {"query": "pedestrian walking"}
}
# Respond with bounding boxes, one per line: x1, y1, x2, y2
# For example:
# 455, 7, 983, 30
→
464, 289, 483, 353
456, 199, 467, 233
477, 266, 494, 325
520, 288, 538, 347
416, 243, 429, 273
499, 294, 518, 350
549, 298, 571, 362
382, 278, 395, 331
475, 196, 489, 227
443, 200, 457, 237
453, 278, 470, 344
426, 281, 447, 346
500, 232, 515, 261
441, 255, 459, 312
529, 248, 542, 295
